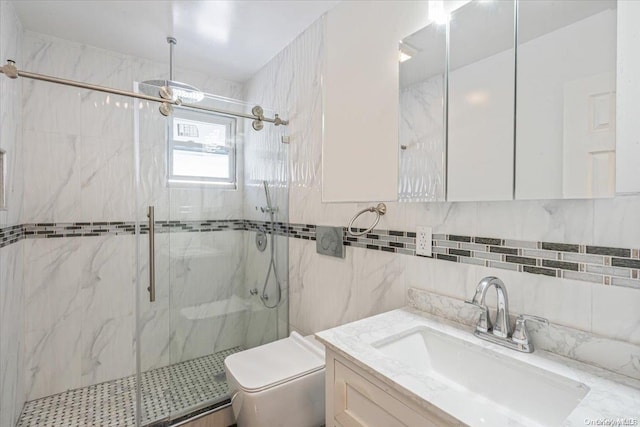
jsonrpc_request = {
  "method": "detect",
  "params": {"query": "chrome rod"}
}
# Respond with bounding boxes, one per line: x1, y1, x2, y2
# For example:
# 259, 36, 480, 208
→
168, 37, 176, 81
147, 206, 156, 303
0, 60, 289, 126
180, 101, 287, 124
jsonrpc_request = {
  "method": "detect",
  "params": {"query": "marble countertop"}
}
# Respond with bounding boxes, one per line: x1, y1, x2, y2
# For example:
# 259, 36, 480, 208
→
316, 307, 640, 427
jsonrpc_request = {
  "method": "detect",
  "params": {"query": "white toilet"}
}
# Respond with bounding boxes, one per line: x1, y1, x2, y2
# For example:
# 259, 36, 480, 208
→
224, 332, 326, 427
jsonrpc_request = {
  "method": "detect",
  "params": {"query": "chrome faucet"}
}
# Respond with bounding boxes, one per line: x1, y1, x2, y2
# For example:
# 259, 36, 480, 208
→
466, 276, 547, 353
467, 276, 511, 338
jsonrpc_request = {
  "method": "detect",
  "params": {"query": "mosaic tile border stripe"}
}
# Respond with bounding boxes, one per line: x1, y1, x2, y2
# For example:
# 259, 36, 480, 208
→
0, 224, 23, 248
0, 220, 284, 246
342, 229, 640, 290
2, 221, 639, 289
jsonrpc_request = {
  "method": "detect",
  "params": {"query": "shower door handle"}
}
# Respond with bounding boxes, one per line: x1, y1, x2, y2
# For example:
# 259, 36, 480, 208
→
147, 205, 156, 302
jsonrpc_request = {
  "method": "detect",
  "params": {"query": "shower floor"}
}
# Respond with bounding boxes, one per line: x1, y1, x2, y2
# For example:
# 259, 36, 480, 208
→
16, 347, 242, 427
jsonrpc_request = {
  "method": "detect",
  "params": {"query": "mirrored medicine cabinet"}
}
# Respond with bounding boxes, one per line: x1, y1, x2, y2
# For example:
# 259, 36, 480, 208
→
399, 0, 618, 202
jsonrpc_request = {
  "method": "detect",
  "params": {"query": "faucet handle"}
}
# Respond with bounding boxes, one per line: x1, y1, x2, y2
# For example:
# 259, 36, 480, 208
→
512, 314, 548, 345
464, 300, 492, 333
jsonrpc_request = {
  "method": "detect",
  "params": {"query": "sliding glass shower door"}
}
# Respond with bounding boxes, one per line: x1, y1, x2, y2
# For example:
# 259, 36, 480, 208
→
133, 83, 289, 425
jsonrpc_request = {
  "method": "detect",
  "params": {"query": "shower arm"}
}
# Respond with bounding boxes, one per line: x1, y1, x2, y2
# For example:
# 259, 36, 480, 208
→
0, 59, 289, 126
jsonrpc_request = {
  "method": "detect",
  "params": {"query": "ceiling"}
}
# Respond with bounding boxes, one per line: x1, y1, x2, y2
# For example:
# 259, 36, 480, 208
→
12, 0, 339, 82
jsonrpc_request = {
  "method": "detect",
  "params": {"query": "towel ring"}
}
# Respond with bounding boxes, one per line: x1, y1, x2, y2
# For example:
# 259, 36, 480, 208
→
347, 203, 387, 236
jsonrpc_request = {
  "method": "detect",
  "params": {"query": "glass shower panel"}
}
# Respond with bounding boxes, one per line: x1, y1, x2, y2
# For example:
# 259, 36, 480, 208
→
134, 82, 173, 425
134, 84, 289, 425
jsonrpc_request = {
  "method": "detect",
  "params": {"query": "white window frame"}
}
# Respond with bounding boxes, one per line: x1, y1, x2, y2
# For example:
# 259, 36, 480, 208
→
167, 107, 237, 188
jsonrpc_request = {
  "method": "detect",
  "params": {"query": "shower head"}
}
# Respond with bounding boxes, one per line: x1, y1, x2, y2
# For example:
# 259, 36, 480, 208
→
140, 79, 204, 103
140, 37, 204, 103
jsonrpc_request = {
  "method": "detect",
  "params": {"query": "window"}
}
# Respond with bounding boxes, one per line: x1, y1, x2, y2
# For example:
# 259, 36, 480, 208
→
168, 108, 236, 187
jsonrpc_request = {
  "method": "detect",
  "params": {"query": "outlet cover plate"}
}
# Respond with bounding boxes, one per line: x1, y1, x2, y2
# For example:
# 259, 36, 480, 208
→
416, 226, 432, 257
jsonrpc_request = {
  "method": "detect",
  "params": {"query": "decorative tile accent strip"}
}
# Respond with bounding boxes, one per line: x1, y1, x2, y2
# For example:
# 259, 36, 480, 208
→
0, 224, 23, 248
2, 221, 639, 290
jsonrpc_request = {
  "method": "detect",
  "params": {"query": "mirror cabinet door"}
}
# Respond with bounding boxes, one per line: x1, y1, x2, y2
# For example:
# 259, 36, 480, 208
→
515, 0, 617, 200
447, 0, 516, 202
398, 22, 447, 202
398, 0, 619, 203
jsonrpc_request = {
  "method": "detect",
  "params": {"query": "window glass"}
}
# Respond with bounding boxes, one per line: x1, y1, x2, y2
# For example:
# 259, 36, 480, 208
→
168, 108, 236, 186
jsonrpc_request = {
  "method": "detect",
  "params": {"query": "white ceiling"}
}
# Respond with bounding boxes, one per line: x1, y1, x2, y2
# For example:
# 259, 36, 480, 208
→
12, 0, 339, 82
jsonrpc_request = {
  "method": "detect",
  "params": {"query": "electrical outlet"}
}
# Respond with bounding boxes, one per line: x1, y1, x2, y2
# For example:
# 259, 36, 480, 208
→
416, 226, 432, 257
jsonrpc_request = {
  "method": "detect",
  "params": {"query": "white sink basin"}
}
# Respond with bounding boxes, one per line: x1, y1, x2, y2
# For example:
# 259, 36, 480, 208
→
373, 326, 590, 426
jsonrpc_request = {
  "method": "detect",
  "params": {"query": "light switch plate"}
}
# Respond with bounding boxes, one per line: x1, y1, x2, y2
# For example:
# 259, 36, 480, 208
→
416, 226, 432, 257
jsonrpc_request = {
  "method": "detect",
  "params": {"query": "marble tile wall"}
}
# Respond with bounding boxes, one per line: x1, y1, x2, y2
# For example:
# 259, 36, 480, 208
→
0, 1, 25, 425
246, 12, 640, 354
242, 34, 296, 344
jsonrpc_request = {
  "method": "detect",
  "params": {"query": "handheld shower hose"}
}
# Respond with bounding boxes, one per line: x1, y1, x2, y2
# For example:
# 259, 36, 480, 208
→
260, 181, 283, 309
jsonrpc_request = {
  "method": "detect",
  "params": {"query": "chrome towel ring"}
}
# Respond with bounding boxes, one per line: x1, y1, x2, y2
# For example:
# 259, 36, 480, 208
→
347, 203, 387, 236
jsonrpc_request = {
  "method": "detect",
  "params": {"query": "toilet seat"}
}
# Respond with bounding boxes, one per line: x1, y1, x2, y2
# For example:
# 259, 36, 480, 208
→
224, 332, 325, 393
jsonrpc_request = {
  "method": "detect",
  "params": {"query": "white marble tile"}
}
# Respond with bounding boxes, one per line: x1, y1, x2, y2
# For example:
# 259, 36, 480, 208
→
0, 242, 25, 427
288, 237, 358, 335
405, 201, 477, 237
475, 199, 595, 243
24, 323, 82, 401
22, 32, 84, 136
138, 306, 170, 372
0, 2, 25, 424
79, 236, 135, 384
79, 136, 135, 221
405, 255, 478, 301
24, 238, 84, 333
81, 314, 134, 387
76, 49, 133, 140
0, 9, 24, 227
23, 130, 82, 223
22, 237, 85, 399
170, 307, 245, 363
23, 235, 137, 398
243, 304, 279, 349
591, 284, 640, 345
354, 247, 406, 319
168, 231, 243, 308
23, 238, 84, 399
593, 194, 640, 248
244, 18, 323, 225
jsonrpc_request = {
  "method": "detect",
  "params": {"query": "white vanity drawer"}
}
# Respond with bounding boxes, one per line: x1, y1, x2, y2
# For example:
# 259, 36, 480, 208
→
327, 351, 462, 427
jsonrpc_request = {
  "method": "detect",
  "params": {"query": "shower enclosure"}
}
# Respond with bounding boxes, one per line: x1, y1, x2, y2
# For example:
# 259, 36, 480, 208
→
6, 42, 289, 425
133, 83, 290, 425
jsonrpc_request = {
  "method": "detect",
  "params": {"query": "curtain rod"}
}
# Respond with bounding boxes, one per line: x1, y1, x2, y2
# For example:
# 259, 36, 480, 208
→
0, 60, 288, 128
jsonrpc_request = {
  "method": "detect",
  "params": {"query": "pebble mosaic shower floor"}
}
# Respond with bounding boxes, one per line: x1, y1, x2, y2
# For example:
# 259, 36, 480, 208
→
16, 347, 242, 427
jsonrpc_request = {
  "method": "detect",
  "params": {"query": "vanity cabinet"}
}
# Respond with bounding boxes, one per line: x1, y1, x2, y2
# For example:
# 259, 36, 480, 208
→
325, 349, 462, 427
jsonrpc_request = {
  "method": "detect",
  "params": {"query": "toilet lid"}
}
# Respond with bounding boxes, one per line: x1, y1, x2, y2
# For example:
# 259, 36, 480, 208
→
224, 332, 325, 393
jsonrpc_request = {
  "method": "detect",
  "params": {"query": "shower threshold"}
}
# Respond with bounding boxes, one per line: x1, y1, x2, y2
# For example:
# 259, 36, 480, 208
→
17, 347, 243, 427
